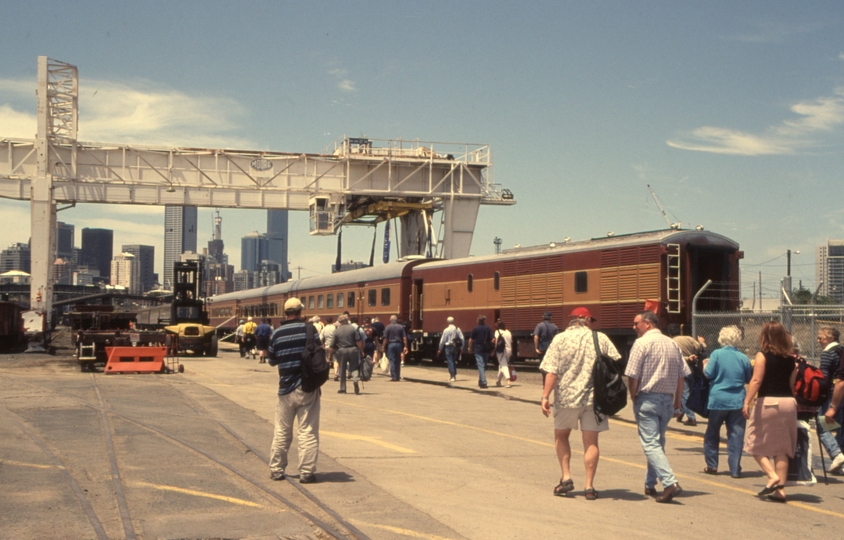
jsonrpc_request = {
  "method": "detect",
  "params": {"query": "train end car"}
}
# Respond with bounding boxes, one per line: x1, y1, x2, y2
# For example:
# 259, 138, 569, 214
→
410, 229, 741, 362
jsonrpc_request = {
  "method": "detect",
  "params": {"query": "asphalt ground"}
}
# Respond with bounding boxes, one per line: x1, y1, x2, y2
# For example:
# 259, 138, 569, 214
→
3, 343, 844, 539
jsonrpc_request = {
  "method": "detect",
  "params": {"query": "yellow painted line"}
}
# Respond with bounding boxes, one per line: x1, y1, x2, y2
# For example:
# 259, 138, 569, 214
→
349, 519, 455, 540
333, 399, 844, 520
0, 459, 60, 470
130, 481, 265, 509
321, 430, 416, 453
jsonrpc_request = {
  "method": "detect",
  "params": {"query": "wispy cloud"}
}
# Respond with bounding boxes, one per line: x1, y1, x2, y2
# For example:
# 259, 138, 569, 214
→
327, 65, 356, 93
0, 77, 255, 148
724, 20, 829, 44
667, 86, 844, 156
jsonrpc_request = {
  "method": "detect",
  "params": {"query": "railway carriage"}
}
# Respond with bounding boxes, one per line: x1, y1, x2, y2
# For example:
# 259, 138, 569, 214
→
208, 258, 430, 329
411, 229, 741, 361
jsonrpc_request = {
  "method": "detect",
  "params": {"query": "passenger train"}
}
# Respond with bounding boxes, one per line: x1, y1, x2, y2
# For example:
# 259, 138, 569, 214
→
207, 229, 742, 361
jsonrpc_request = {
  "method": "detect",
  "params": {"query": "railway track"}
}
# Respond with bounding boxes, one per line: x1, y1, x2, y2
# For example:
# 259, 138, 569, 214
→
1, 374, 368, 539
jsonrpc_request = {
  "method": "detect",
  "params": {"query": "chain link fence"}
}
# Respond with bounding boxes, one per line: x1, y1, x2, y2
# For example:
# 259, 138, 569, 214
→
692, 305, 844, 366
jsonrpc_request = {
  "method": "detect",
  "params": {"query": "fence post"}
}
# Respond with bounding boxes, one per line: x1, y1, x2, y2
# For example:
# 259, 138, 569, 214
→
691, 279, 713, 339
781, 279, 793, 334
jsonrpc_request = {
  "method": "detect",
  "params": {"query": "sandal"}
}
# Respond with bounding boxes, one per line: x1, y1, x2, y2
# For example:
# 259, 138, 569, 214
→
703, 467, 718, 475
553, 478, 574, 496
584, 488, 598, 501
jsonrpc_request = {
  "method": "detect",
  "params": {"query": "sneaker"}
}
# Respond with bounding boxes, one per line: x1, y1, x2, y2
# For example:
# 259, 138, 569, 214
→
269, 471, 285, 481
682, 418, 698, 427
299, 473, 316, 484
479, 383, 488, 389
830, 453, 844, 473
354, 382, 360, 395
496, 381, 502, 387
449, 377, 456, 382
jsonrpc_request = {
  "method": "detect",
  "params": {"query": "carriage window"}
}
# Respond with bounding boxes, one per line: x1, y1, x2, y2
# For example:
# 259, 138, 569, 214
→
327, 294, 334, 309
308, 296, 315, 309
468, 274, 473, 292
381, 287, 391, 306
337, 293, 344, 308
575, 271, 588, 293
318, 295, 324, 309
494, 271, 500, 291
347, 291, 355, 308
300, 297, 306, 308
368, 289, 377, 307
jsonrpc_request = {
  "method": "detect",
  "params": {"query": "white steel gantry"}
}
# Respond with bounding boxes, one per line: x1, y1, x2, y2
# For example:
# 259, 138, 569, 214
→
0, 57, 515, 329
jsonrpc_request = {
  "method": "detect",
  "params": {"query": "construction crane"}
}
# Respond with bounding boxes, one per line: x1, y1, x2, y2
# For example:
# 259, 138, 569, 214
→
647, 184, 681, 230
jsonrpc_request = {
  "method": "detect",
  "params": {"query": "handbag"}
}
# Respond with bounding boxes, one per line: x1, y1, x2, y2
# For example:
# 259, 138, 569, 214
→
509, 365, 517, 382
685, 360, 710, 418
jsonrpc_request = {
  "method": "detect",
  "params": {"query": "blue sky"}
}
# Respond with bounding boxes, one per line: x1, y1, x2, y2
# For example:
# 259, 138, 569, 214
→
2, 1, 843, 300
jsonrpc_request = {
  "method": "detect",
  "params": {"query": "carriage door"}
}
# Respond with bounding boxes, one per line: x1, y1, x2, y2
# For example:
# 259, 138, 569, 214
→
411, 279, 423, 331
355, 282, 366, 321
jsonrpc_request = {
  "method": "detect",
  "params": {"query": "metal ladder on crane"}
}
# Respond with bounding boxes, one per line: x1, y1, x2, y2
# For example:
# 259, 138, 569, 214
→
666, 244, 681, 313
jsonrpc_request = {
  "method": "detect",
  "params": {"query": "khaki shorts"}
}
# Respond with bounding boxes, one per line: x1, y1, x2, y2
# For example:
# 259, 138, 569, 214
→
553, 404, 609, 432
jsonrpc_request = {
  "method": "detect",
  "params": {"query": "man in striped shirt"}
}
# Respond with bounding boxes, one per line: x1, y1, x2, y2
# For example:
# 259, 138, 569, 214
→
268, 298, 320, 484
625, 310, 690, 503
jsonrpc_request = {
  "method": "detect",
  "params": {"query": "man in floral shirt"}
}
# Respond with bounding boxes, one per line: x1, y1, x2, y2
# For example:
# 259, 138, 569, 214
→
539, 307, 621, 500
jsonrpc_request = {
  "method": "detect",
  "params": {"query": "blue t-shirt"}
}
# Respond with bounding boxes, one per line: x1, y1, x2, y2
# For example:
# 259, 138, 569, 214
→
268, 319, 308, 395
703, 345, 752, 410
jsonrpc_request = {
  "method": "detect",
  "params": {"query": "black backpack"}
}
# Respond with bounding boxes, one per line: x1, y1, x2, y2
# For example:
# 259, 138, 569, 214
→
496, 333, 506, 354
451, 330, 463, 351
592, 331, 627, 421
300, 322, 330, 392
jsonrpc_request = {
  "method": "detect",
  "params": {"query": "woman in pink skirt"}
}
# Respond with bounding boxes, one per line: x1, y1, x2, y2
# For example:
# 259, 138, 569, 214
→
742, 321, 797, 503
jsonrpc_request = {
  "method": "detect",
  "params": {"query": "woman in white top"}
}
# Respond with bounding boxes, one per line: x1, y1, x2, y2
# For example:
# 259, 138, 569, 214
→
495, 320, 513, 388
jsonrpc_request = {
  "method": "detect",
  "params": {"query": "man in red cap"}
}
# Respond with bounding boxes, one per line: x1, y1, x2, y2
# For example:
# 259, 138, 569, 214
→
540, 307, 621, 500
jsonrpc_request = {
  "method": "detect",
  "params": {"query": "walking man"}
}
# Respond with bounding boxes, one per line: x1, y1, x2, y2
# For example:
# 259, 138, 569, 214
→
533, 311, 559, 361
668, 323, 706, 426
243, 316, 257, 358
438, 317, 464, 382
267, 298, 321, 484
468, 314, 494, 389
625, 310, 689, 503
383, 315, 408, 381
816, 327, 844, 472
255, 318, 273, 364
235, 319, 246, 357
329, 314, 365, 395
540, 307, 621, 500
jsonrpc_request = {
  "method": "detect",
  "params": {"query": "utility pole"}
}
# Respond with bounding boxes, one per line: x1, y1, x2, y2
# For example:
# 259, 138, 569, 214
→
759, 271, 762, 309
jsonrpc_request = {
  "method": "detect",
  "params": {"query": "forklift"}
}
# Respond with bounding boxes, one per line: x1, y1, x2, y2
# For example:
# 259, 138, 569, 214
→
164, 260, 218, 357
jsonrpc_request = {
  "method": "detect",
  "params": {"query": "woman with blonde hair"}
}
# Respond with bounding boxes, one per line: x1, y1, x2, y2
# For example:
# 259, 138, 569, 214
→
742, 321, 797, 503
703, 325, 752, 478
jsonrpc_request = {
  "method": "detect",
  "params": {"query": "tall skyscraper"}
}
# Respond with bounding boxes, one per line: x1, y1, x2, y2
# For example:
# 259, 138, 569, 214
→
241, 231, 269, 273
111, 252, 140, 294
56, 222, 74, 260
164, 206, 198, 288
122, 244, 155, 293
817, 239, 844, 302
267, 210, 289, 283
80, 228, 113, 280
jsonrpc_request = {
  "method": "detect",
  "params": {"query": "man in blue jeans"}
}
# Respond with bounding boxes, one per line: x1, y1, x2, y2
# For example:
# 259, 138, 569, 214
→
438, 317, 464, 382
625, 311, 690, 503
468, 314, 494, 389
382, 315, 407, 381
816, 327, 844, 472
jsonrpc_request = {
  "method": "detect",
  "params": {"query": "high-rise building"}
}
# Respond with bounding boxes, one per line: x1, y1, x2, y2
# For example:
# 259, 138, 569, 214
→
267, 210, 289, 283
80, 228, 113, 280
254, 260, 282, 287
122, 245, 155, 293
241, 231, 269, 273
111, 252, 140, 294
233, 270, 253, 292
164, 206, 198, 289
817, 239, 844, 302
0, 242, 31, 273
56, 222, 74, 260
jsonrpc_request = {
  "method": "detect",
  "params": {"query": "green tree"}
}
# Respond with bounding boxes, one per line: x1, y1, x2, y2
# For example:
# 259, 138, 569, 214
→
791, 286, 837, 305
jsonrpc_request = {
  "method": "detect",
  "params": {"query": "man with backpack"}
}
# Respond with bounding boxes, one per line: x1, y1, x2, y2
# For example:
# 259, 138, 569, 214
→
438, 317, 464, 383
816, 327, 844, 473
539, 307, 621, 500
267, 298, 321, 484
533, 311, 559, 361
468, 314, 495, 389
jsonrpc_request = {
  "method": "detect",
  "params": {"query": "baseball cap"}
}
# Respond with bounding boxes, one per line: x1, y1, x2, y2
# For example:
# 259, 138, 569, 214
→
284, 298, 304, 313
570, 307, 596, 321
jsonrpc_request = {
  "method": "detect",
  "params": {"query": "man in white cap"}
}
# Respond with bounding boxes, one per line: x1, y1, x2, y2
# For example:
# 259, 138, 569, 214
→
268, 298, 321, 484
540, 307, 621, 501
438, 316, 464, 382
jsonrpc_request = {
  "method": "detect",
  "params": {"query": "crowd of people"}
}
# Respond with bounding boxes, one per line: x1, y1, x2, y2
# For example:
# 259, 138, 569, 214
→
255, 301, 843, 504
